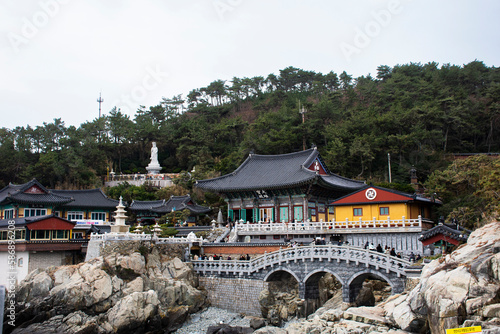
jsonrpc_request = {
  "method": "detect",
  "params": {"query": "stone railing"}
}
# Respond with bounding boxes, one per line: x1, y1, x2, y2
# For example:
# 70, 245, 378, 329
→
235, 216, 426, 233
90, 232, 204, 244
192, 245, 412, 277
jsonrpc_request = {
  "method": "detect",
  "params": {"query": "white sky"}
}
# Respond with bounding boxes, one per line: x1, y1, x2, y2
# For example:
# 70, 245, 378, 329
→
1, 0, 499, 130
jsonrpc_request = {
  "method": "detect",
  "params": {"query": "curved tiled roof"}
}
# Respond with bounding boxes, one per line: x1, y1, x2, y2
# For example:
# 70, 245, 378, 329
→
52, 189, 120, 209
154, 195, 211, 214
129, 196, 210, 215
129, 200, 166, 211
419, 223, 470, 243
195, 148, 365, 192
0, 179, 73, 205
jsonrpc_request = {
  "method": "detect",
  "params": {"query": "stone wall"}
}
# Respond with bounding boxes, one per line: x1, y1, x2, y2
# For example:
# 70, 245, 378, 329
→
85, 239, 186, 262
199, 277, 267, 316
27, 251, 66, 273
201, 243, 284, 257
344, 231, 423, 255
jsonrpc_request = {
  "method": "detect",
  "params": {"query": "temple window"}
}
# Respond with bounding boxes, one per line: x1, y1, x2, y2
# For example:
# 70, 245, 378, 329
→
24, 208, 46, 217
67, 211, 84, 221
4, 209, 14, 219
91, 212, 106, 221
380, 207, 389, 215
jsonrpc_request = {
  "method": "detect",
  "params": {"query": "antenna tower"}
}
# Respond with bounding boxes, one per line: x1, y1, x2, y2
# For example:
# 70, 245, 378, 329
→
97, 92, 104, 118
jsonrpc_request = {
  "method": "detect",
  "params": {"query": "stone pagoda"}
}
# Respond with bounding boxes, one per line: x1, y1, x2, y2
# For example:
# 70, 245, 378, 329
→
110, 196, 130, 233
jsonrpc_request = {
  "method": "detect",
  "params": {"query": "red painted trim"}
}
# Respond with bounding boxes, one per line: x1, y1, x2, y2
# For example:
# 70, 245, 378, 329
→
306, 160, 327, 175
421, 234, 461, 246
333, 187, 411, 205
27, 217, 75, 230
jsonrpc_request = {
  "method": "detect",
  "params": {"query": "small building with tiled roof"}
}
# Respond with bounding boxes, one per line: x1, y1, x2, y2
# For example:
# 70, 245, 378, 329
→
129, 195, 210, 225
0, 179, 121, 286
0, 179, 73, 219
0, 214, 87, 285
195, 148, 365, 223
418, 223, 470, 254
52, 189, 120, 224
329, 185, 439, 223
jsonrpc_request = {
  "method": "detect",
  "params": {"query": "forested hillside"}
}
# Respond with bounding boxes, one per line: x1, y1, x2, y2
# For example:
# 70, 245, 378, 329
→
1, 61, 499, 203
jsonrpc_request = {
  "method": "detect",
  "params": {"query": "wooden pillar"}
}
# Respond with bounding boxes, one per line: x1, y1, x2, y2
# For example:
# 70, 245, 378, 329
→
274, 197, 279, 223
303, 196, 308, 221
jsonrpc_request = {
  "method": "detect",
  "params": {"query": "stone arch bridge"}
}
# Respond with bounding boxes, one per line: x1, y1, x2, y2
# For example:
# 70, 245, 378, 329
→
192, 245, 420, 303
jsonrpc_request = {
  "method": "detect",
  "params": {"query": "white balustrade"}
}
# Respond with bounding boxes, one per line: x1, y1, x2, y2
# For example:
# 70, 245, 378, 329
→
235, 216, 424, 233
90, 232, 204, 244
191, 245, 412, 277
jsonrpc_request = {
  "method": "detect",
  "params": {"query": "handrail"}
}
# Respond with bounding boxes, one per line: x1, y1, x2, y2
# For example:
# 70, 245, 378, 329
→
235, 216, 425, 233
191, 245, 412, 277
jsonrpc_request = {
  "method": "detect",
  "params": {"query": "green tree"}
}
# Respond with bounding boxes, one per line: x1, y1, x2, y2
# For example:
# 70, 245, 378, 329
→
425, 155, 500, 229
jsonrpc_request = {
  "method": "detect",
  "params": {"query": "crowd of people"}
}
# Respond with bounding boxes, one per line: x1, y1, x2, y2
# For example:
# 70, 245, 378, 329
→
363, 242, 422, 262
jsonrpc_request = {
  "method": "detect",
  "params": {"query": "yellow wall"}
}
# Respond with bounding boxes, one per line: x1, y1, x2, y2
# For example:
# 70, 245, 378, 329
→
317, 213, 327, 222
334, 203, 412, 221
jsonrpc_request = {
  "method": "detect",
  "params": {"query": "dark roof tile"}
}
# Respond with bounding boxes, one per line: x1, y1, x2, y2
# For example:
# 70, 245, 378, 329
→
52, 189, 119, 209
196, 148, 364, 192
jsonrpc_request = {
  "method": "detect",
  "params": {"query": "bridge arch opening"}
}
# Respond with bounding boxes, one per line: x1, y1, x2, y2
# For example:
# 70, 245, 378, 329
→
303, 271, 343, 316
346, 271, 393, 305
261, 270, 302, 326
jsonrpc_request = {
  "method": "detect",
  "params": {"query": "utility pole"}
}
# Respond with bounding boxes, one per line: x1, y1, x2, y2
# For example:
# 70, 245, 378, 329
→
97, 92, 104, 118
388, 153, 392, 183
299, 101, 307, 151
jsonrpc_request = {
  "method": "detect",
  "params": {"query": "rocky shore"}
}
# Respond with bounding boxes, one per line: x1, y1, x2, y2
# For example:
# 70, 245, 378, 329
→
5, 222, 500, 334
7, 243, 208, 333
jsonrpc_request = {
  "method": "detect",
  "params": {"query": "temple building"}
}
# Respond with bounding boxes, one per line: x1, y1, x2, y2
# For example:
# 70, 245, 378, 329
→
329, 185, 436, 224
196, 148, 441, 256
128, 195, 211, 226
0, 179, 73, 219
418, 222, 470, 254
195, 148, 366, 223
0, 179, 117, 285
51, 188, 120, 224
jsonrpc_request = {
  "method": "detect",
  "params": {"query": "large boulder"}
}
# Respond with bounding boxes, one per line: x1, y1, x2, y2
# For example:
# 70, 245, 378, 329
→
382, 221, 500, 334
10, 242, 208, 334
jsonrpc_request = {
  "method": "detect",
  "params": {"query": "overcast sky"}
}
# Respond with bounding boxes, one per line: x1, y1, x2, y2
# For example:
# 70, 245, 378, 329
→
1, 0, 499, 130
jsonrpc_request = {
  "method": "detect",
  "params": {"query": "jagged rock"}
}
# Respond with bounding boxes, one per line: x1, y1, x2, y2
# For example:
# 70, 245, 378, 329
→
252, 326, 287, 334
354, 281, 375, 306
104, 290, 159, 332
386, 221, 500, 334
343, 306, 390, 326
206, 323, 253, 334
11, 246, 208, 334
482, 303, 500, 318
249, 317, 266, 329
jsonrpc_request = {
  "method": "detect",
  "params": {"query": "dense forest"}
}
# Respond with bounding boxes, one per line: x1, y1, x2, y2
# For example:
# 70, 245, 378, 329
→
1, 61, 499, 227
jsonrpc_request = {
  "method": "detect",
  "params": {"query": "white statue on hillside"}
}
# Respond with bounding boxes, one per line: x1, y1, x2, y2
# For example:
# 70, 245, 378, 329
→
150, 142, 159, 165
146, 141, 161, 174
